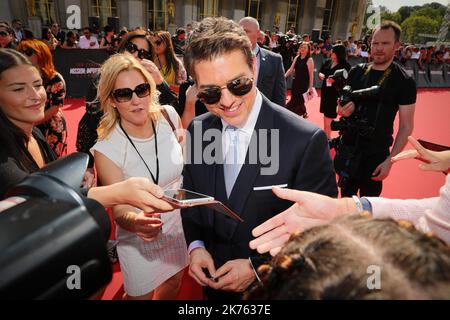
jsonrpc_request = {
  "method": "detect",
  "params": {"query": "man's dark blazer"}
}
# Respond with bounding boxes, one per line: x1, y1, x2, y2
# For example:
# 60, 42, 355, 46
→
181, 95, 337, 275
257, 47, 287, 107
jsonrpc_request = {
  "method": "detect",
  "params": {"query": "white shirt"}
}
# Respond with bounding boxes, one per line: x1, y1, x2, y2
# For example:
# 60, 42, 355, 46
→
221, 90, 262, 174
79, 35, 99, 49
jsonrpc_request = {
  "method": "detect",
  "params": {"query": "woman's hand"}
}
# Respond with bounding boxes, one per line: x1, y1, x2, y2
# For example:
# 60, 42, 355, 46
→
133, 212, 163, 242
81, 168, 96, 189
392, 136, 450, 173
250, 187, 353, 256
141, 59, 164, 85
116, 177, 177, 213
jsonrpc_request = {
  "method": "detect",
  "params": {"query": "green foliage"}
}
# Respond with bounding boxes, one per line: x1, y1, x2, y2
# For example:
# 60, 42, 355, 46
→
381, 11, 401, 25
373, 2, 446, 43
401, 15, 439, 44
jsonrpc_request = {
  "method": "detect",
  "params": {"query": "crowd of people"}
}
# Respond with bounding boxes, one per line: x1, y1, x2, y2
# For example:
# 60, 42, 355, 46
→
0, 15, 449, 301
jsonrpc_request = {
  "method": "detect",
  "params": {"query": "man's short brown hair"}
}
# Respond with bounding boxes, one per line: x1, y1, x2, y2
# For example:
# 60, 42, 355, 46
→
184, 17, 254, 80
374, 20, 402, 42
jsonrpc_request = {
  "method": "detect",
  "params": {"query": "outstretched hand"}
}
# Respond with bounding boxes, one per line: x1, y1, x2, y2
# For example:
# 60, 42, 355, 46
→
391, 136, 450, 173
250, 187, 353, 256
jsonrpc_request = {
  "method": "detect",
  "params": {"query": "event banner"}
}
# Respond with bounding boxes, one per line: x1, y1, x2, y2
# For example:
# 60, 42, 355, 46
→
53, 48, 110, 98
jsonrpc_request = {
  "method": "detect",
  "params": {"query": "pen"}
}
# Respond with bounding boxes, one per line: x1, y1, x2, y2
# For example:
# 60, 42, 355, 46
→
253, 184, 288, 191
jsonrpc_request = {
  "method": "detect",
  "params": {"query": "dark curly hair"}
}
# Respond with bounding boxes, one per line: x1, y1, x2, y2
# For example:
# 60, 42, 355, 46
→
245, 214, 450, 300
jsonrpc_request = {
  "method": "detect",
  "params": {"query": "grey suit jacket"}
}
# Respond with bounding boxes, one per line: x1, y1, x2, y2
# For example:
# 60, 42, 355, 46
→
257, 47, 287, 107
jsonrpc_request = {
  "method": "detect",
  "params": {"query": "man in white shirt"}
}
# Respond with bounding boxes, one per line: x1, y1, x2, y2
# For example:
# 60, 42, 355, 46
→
79, 27, 99, 49
181, 17, 337, 300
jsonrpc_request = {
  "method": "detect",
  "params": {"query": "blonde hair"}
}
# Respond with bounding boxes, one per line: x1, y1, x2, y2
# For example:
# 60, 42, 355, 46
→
97, 53, 161, 140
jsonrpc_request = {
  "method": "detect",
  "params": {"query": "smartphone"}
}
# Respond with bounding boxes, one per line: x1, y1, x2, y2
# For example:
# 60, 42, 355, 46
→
164, 189, 244, 222
418, 139, 450, 152
163, 189, 214, 206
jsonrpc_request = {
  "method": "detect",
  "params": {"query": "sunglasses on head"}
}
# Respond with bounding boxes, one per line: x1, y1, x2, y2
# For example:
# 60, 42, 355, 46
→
112, 83, 151, 103
197, 76, 254, 105
125, 41, 152, 60
21, 48, 35, 57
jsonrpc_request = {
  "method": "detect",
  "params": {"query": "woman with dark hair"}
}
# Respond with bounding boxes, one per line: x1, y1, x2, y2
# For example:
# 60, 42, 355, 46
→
100, 25, 115, 50
153, 31, 187, 88
62, 31, 78, 49
76, 29, 178, 185
318, 44, 351, 138
285, 41, 315, 118
17, 39, 68, 158
0, 48, 180, 214
41, 27, 58, 50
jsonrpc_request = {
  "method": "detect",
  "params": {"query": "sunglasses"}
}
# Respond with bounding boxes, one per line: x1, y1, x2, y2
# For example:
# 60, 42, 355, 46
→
197, 76, 254, 105
125, 41, 152, 60
0, 31, 8, 37
20, 48, 35, 57
112, 83, 151, 103
155, 39, 163, 46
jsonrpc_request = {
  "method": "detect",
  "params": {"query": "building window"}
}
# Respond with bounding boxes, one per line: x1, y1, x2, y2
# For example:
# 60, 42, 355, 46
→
286, 0, 300, 33
91, 0, 118, 28
322, 0, 337, 33
148, 0, 170, 31
245, 0, 263, 24
27, 0, 56, 26
198, 0, 219, 20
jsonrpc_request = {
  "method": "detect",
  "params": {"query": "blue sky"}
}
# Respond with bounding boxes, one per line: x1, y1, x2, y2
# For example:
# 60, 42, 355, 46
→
371, 0, 448, 12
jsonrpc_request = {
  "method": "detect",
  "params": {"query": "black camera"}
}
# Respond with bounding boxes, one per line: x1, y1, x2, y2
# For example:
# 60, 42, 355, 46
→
0, 153, 112, 299
329, 68, 349, 93
330, 84, 381, 189
330, 85, 381, 137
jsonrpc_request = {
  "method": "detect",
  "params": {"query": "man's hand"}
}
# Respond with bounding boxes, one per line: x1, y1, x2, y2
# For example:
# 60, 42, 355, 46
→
188, 248, 216, 287
391, 136, 450, 173
371, 157, 393, 181
337, 100, 355, 117
250, 187, 352, 256
208, 259, 255, 292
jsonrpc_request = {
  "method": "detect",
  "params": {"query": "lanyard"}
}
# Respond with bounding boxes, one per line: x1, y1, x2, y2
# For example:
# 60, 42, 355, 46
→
119, 120, 159, 185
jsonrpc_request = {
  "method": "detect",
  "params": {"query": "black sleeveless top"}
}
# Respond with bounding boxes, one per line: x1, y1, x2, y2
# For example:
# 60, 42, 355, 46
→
0, 127, 56, 198
293, 55, 310, 94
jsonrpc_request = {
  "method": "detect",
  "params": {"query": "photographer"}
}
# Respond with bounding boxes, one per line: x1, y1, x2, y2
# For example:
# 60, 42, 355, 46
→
336, 21, 416, 197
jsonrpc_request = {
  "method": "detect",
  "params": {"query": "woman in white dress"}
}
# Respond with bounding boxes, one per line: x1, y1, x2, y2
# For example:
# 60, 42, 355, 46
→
91, 53, 188, 300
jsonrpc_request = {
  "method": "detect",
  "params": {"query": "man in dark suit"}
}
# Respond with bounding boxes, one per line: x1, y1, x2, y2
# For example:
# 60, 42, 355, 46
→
182, 17, 337, 299
239, 17, 286, 107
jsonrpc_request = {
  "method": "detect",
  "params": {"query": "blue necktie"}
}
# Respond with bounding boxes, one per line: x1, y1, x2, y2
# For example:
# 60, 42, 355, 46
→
224, 125, 240, 198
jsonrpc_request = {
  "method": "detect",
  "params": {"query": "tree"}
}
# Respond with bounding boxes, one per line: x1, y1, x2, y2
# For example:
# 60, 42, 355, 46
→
381, 11, 401, 25
411, 5, 446, 26
401, 15, 439, 44
398, 6, 421, 23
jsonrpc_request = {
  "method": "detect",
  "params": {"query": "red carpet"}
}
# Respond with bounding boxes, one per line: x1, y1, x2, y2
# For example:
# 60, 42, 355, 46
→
62, 88, 450, 299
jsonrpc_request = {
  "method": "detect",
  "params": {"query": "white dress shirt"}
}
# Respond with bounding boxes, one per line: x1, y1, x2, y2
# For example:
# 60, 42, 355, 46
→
79, 35, 99, 49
